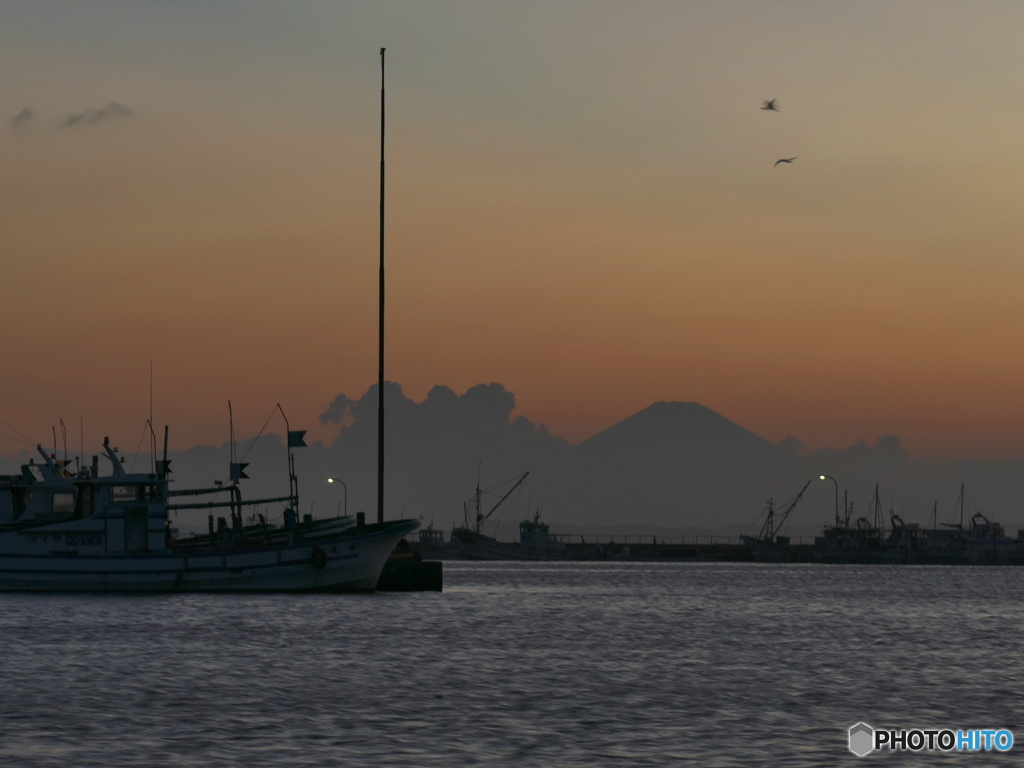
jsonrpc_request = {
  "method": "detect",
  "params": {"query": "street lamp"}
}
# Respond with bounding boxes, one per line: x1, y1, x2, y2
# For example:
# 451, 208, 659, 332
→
327, 477, 347, 517
819, 474, 839, 528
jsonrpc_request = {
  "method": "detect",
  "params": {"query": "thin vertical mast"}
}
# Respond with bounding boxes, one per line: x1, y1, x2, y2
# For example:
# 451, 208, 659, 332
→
377, 47, 386, 524
150, 360, 156, 473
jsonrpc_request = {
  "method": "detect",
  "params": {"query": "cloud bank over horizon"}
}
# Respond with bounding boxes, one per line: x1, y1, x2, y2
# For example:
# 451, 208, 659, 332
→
1, 381, 1020, 537
320, 381, 557, 443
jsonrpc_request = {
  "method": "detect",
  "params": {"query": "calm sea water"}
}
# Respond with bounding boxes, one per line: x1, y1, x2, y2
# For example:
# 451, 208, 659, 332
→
1, 562, 1022, 767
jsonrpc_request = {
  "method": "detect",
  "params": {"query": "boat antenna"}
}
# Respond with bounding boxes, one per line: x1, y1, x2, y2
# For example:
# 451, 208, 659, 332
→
277, 403, 299, 512
228, 400, 236, 469
377, 46, 386, 523
150, 360, 156, 473
872, 484, 883, 532
950, 483, 965, 528
162, 425, 169, 479
475, 462, 482, 533
59, 418, 68, 471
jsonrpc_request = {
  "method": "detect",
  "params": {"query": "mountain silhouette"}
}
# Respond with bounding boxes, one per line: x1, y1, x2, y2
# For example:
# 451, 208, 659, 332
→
578, 401, 778, 458
549, 401, 801, 530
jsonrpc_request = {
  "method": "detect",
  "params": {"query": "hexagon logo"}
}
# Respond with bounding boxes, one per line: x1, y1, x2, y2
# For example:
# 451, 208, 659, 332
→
849, 722, 875, 757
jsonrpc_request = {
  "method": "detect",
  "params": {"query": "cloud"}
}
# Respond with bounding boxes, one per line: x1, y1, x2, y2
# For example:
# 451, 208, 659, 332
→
60, 102, 136, 129
11, 108, 35, 132
320, 382, 525, 433
318, 382, 557, 460
460, 383, 517, 426
10, 103, 138, 134
320, 393, 356, 426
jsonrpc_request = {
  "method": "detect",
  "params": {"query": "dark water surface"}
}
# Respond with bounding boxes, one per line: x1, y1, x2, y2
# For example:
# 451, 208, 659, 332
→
1, 562, 1022, 767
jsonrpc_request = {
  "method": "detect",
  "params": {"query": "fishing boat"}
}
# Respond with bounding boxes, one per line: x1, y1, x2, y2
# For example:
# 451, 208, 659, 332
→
0, 439, 417, 592
0, 50, 433, 591
925, 485, 1021, 565
813, 484, 933, 564
412, 522, 461, 560
448, 471, 573, 560
957, 512, 1021, 565
740, 479, 813, 561
452, 511, 571, 561
810, 483, 1021, 565
450, 470, 532, 559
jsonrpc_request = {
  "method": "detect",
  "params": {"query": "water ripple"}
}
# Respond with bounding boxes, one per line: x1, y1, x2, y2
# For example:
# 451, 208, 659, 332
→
1, 563, 1023, 766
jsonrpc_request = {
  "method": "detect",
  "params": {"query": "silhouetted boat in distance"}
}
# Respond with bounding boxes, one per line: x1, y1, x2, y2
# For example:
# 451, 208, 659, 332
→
437, 519, 752, 562
414, 521, 460, 560
448, 471, 570, 560
451, 510, 576, 560
434, 471, 747, 561
740, 479, 812, 561
0, 438, 418, 591
741, 482, 1024, 565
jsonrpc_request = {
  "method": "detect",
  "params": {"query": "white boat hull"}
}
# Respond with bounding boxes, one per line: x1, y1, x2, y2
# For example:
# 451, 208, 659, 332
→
0, 520, 419, 592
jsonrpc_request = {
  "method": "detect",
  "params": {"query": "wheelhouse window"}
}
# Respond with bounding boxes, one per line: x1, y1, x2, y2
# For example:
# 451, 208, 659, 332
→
52, 492, 74, 515
111, 485, 163, 503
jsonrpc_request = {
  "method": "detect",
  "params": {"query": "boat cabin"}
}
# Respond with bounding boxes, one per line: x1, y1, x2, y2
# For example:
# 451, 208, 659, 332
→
0, 442, 169, 554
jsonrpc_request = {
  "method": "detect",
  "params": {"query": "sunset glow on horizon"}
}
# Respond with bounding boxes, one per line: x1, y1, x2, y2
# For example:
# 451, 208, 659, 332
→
4, 2, 1024, 463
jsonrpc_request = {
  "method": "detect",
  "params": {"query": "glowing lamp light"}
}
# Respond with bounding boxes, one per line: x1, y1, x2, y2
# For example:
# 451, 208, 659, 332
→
327, 477, 347, 516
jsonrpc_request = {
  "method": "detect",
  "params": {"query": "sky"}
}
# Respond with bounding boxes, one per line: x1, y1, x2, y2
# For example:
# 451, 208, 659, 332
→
4, 0, 1024, 464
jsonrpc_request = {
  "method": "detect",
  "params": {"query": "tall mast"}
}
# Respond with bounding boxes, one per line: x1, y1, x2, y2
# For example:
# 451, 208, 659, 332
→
377, 47, 386, 524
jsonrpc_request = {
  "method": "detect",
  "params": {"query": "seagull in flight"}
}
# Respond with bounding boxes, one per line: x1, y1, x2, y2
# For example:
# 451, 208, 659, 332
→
760, 99, 780, 112
774, 156, 798, 167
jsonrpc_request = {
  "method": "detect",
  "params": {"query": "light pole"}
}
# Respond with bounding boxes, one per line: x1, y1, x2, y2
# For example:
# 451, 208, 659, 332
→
819, 474, 839, 528
327, 477, 347, 517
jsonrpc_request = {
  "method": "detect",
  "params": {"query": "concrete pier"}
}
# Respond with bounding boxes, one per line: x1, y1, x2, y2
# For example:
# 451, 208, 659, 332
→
377, 557, 443, 591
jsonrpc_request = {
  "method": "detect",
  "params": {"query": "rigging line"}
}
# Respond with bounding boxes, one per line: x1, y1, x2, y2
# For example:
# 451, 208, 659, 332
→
490, 483, 527, 529
0, 448, 22, 464
778, 491, 803, 509
0, 419, 31, 445
739, 508, 768, 538
239, 405, 279, 462
127, 421, 153, 474
483, 472, 529, 495
0, 428, 31, 445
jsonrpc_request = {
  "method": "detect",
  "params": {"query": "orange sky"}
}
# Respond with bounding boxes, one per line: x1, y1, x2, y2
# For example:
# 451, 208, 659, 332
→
4, 2, 1024, 463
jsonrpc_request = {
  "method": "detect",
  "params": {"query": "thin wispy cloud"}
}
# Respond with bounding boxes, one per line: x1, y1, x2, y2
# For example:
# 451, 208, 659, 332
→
11, 108, 35, 132
10, 103, 138, 134
60, 102, 136, 129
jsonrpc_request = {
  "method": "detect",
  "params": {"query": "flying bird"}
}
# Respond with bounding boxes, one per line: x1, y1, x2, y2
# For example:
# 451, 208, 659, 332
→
760, 99, 780, 112
774, 157, 798, 167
